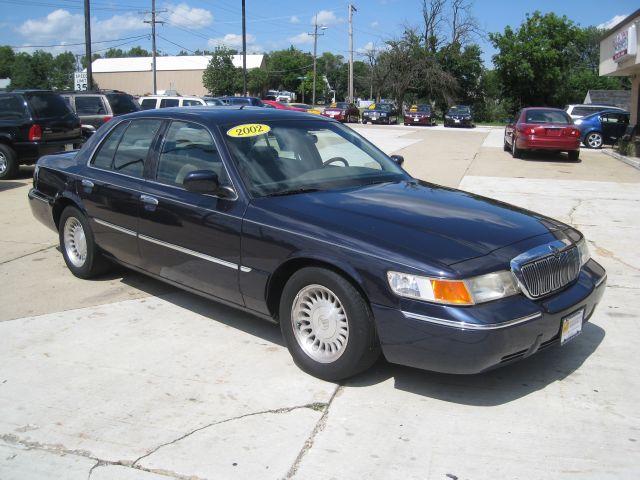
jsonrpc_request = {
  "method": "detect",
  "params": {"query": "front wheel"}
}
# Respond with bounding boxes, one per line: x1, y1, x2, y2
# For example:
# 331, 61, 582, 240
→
280, 267, 380, 381
59, 206, 110, 279
0, 144, 18, 180
585, 132, 603, 149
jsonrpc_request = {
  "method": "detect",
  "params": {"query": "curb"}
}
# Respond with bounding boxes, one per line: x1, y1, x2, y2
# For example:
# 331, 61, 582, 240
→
601, 148, 640, 170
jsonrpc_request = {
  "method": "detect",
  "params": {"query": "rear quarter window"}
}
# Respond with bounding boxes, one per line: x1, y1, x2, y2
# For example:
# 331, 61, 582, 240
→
27, 93, 73, 118
0, 96, 28, 119
140, 99, 157, 110
75, 96, 106, 115
107, 94, 140, 115
160, 98, 179, 108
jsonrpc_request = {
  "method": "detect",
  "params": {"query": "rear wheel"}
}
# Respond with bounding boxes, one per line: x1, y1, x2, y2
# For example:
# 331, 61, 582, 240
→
511, 137, 522, 158
280, 267, 380, 381
585, 132, 603, 149
59, 206, 110, 279
0, 144, 19, 180
568, 150, 580, 161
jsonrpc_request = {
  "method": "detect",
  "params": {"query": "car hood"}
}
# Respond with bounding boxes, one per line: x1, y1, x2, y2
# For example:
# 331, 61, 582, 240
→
248, 180, 567, 271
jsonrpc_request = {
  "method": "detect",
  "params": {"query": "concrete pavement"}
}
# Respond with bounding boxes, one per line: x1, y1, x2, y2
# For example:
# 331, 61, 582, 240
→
1, 126, 639, 479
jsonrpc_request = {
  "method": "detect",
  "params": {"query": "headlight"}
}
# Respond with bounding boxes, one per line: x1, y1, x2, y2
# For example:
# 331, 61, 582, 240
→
387, 270, 520, 305
380, 112, 387, 116
445, 115, 451, 119
577, 238, 590, 267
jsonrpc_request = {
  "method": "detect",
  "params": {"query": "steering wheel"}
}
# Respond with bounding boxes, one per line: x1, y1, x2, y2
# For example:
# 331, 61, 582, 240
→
323, 157, 349, 167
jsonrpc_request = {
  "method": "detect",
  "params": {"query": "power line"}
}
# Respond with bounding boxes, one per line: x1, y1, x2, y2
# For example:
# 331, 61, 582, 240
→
10, 34, 150, 50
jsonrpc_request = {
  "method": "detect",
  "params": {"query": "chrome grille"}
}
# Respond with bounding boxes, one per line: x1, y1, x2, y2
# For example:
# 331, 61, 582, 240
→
518, 246, 580, 298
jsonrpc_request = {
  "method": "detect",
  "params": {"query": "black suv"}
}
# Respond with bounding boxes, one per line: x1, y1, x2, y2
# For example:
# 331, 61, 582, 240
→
0, 90, 82, 179
61, 90, 140, 140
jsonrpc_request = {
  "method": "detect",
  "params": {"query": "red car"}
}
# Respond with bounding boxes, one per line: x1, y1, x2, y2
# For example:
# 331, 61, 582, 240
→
262, 100, 305, 111
321, 102, 360, 123
504, 107, 581, 161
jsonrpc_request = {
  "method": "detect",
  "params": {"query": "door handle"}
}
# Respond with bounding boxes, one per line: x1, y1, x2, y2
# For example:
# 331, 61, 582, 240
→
140, 195, 159, 206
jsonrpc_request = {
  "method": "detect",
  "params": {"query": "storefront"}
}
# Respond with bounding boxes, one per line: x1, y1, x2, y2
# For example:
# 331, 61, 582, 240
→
600, 10, 640, 136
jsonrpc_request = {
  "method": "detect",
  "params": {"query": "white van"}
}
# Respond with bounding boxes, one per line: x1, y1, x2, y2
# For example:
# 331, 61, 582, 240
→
138, 96, 207, 110
564, 104, 625, 120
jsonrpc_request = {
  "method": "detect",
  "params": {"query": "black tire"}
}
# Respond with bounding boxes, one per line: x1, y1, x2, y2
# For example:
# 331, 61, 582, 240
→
0, 144, 19, 180
511, 137, 522, 159
58, 206, 110, 279
279, 267, 380, 381
568, 150, 580, 161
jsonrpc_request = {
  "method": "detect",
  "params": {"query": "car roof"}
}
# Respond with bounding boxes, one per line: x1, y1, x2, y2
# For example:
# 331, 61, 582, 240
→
584, 109, 630, 118
118, 106, 326, 124
522, 107, 565, 111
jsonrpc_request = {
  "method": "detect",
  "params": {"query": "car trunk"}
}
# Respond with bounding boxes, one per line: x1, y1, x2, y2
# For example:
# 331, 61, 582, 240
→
27, 93, 82, 141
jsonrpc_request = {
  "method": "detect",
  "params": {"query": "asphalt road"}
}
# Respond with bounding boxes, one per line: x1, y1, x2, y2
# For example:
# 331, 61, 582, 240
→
1, 126, 639, 480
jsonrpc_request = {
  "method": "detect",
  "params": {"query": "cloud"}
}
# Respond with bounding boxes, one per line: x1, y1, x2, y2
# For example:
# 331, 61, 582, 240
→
16, 9, 145, 53
290, 15, 300, 24
357, 41, 376, 54
312, 10, 343, 26
288, 32, 313, 45
597, 14, 628, 30
370, 21, 379, 28
208, 33, 263, 53
167, 3, 213, 29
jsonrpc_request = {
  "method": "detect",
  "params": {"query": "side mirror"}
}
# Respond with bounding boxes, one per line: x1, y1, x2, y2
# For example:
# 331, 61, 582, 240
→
390, 155, 404, 167
183, 170, 233, 198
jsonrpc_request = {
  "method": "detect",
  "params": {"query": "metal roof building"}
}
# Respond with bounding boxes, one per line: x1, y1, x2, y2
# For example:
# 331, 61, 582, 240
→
91, 55, 265, 96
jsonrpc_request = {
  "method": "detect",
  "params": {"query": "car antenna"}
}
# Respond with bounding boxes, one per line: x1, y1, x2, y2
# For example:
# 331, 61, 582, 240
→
239, 105, 245, 110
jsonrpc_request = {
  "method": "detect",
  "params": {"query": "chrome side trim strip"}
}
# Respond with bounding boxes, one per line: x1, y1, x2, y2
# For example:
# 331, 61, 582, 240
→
138, 234, 247, 271
94, 218, 136, 237
29, 192, 50, 203
401, 311, 543, 330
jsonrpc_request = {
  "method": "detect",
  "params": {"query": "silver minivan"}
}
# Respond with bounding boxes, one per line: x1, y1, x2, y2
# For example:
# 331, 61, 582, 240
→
565, 104, 625, 120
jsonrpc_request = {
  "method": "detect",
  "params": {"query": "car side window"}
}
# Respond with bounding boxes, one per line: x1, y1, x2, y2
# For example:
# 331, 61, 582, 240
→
0, 96, 28, 119
160, 98, 179, 108
156, 121, 228, 187
140, 99, 156, 110
112, 119, 163, 177
91, 121, 129, 169
182, 99, 202, 106
75, 96, 106, 115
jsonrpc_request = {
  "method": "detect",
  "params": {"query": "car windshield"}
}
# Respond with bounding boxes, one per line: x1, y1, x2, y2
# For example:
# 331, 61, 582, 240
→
335, 102, 348, 109
106, 94, 140, 115
448, 106, 470, 114
376, 104, 393, 112
222, 120, 408, 197
524, 109, 572, 124
414, 105, 431, 112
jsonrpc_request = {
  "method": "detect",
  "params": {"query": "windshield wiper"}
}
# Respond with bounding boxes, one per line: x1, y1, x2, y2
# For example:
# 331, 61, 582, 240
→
265, 187, 323, 197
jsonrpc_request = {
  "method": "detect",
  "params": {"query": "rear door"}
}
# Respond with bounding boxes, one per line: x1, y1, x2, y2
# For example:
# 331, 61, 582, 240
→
73, 95, 110, 131
80, 118, 163, 266
26, 92, 81, 141
138, 120, 244, 304
600, 113, 629, 144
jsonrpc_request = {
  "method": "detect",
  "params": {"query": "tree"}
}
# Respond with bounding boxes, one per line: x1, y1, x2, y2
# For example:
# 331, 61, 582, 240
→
202, 47, 240, 95
0, 46, 15, 78
267, 47, 313, 92
51, 52, 76, 90
247, 68, 268, 97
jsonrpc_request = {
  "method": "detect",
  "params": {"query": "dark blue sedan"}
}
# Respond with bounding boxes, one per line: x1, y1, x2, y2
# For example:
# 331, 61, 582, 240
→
575, 109, 630, 149
28, 107, 606, 381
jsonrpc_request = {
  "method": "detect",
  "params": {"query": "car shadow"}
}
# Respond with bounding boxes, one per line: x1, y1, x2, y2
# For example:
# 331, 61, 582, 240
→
92, 264, 604, 404
521, 151, 581, 163
0, 180, 27, 192
347, 321, 605, 406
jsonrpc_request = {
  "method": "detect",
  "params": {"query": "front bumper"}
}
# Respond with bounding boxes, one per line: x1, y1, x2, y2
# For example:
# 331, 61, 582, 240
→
372, 259, 606, 374
404, 115, 433, 125
445, 117, 472, 127
364, 115, 394, 124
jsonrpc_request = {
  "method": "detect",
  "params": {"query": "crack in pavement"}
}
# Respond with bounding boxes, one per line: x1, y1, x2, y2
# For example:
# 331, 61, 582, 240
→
131, 402, 330, 468
285, 384, 343, 479
0, 244, 57, 266
589, 240, 640, 273
567, 199, 583, 226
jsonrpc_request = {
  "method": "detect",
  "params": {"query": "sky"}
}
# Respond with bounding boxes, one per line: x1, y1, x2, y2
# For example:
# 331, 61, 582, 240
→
0, 0, 635, 66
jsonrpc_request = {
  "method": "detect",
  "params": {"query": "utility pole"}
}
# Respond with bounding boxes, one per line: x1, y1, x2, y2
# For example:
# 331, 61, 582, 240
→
144, 0, 165, 95
348, 4, 357, 104
84, 0, 92, 90
308, 17, 326, 106
242, 0, 247, 95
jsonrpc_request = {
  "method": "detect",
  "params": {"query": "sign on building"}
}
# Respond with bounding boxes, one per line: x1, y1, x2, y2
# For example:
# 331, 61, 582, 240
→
613, 24, 637, 63
74, 72, 88, 91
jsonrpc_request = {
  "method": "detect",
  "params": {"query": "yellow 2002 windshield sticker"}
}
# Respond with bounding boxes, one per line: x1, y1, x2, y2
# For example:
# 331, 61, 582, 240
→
226, 124, 271, 138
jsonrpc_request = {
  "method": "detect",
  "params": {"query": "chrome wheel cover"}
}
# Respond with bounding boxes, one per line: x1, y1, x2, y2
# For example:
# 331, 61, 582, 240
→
0, 152, 7, 174
587, 133, 602, 148
291, 284, 349, 363
63, 217, 88, 268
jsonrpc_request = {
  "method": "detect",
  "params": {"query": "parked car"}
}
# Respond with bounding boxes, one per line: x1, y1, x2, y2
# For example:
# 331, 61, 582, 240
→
139, 95, 209, 110
0, 90, 82, 180
574, 110, 630, 149
564, 104, 626, 120
404, 104, 436, 126
215, 96, 265, 107
61, 90, 140, 140
262, 100, 306, 111
444, 105, 473, 127
29, 108, 607, 380
321, 102, 360, 123
361, 103, 399, 124
203, 97, 224, 106
288, 103, 322, 115
504, 107, 581, 161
